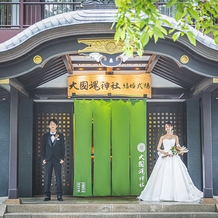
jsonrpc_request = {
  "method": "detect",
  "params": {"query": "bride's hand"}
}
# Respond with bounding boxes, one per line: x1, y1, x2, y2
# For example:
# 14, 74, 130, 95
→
165, 152, 173, 157
162, 151, 167, 155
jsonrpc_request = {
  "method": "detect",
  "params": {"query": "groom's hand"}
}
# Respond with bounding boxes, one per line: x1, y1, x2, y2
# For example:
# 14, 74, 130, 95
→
60, 159, 64, 164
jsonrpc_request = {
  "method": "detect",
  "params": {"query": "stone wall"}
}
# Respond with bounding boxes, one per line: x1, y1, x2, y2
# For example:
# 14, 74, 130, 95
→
18, 99, 34, 197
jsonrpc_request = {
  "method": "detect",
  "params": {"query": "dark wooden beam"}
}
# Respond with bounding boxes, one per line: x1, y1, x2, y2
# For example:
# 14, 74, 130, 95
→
32, 88, 68, 99
0, 78, 29, 98
152, 87, 187, 99
189, 78, 218, 99
32, 87, 187, 100
146, 55, 160, 73
72, 60, 149, 65
62, 55, 74, 74
73, 67, 146, 71
10, 78, 30, 98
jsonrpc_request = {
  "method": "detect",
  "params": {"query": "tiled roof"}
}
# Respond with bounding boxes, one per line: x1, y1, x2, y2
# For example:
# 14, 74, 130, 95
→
161, 15, 218, 50
0, 10, 218, 52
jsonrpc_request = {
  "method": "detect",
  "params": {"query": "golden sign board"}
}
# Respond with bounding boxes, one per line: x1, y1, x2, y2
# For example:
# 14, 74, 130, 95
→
0, 79, 9, 84
68, 74, 151, 98
213, 78, 218, 83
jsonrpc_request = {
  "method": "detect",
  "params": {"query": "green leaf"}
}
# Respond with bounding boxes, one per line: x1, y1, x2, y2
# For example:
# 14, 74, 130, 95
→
187, 9, 199, 20
113, 0, 217, 55
180, 32, 185, 37
161, 19, 173, 27
153, 27, 165, 38
135, 42, 143, 54
172, 32, 181, 42
115, 0, 127, 8
195, 22, 201, 30
186, 31, 196, 46
214, 5, 218, 13
204, 27, 213, 35
166, 0, 177, 8
214, 35, 218, 45
176, 2, 184, 13
169, 28, 175, 34
213, 30, 218, 37
140, 31, 150, 46
175, 11, 182, 21
202, 21, 211, 29
147, 3, 157, 12
148, 29, 154, 38
204, 2, 210, 11
114, 28, 122, 41
204, 2, 216, 15
120, 28, 126, 40
125, 45, 134, 57
154, 35, 158, 44
159, 26, 168, 35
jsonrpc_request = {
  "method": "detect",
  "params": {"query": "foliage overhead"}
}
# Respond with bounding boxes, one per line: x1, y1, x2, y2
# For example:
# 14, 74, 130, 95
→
113, 0, 218, 57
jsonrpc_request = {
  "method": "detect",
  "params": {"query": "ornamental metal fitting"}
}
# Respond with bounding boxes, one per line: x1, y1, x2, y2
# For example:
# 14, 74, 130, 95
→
78, 38, 129, 67
78, 39, 124, 55
33, 55, 43, 64
180, 55, 189, 64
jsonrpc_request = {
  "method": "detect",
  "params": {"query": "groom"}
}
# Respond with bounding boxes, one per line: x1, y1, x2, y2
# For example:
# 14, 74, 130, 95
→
41, 118, 65, 201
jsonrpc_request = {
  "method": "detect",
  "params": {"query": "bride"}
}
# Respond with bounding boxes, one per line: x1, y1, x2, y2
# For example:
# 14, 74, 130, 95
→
138, 121, 202, 202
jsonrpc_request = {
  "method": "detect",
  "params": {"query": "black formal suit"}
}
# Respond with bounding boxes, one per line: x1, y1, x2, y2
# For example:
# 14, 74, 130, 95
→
41, 132, 65, 196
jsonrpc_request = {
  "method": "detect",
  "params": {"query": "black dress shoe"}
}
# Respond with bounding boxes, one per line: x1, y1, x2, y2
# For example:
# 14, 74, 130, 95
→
43, 196, 51, 201
57, 196, 63, 201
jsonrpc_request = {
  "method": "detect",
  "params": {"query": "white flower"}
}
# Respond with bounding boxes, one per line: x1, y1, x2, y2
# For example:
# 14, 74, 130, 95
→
168, 150, 173, 155
137, 143, 146, 152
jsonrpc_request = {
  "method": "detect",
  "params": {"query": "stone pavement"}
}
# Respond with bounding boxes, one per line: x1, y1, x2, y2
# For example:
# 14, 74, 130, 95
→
0, 197, 7, 205
0, 195, 218, 204
0, 195, 217, 204
0, 196, 218, 217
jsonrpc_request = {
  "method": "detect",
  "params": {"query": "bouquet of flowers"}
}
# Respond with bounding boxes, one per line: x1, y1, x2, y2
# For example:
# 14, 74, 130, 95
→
162, 145, 189, 158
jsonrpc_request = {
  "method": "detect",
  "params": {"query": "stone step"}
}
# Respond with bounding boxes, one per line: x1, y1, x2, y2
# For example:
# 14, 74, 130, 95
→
4, 211, 218, 218
5, 203, 216, 213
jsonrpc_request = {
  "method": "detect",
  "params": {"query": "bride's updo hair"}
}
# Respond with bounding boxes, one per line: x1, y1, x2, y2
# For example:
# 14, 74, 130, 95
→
165, 121, 172, 126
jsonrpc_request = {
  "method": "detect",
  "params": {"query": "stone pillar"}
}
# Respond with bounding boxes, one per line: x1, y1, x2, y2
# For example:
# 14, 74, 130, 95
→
8, 87, 19, 199
200, 91, 216, 203
0, 101, 10, 197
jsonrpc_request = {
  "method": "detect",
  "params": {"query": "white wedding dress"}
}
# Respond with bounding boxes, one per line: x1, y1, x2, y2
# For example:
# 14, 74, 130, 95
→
138, 139, 202, 202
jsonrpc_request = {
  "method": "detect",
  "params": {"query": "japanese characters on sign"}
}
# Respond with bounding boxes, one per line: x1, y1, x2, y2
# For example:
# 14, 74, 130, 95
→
76, 182, 86, 193
68, 74, 151, 97
137, 143, 146, 188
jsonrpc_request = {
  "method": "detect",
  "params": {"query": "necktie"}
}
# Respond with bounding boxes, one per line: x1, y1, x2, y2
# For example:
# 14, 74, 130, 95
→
51, 134, 55, 143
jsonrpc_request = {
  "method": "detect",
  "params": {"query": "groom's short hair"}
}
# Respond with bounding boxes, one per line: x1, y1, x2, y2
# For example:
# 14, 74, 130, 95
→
48, 118, 58, 126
